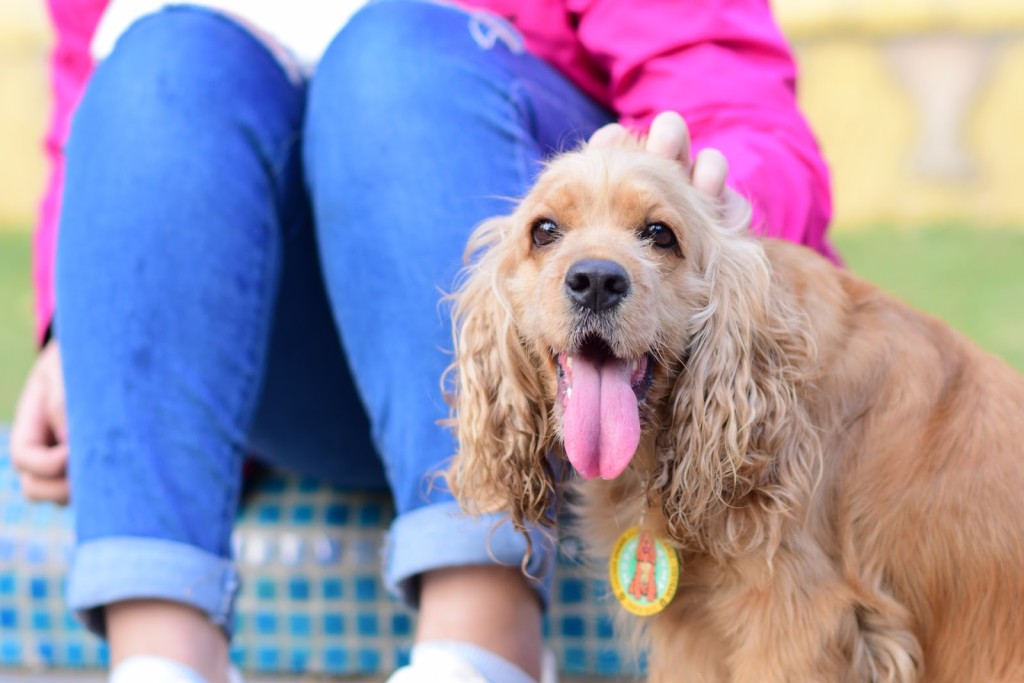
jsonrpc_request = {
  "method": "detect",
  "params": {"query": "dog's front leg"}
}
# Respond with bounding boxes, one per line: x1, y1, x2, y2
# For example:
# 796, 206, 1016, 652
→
710, 535, 919, 683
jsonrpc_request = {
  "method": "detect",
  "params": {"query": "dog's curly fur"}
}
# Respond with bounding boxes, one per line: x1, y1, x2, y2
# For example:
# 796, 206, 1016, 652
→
446, 140, 1024, 682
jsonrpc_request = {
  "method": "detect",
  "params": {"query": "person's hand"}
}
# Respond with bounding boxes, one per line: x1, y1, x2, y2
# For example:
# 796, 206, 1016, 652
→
588, 111, 750, 223
11, 339, 70, 504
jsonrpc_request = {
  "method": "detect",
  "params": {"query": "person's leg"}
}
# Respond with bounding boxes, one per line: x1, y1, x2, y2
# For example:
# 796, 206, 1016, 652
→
56, 8, 307, 682
304, 2, 613, 679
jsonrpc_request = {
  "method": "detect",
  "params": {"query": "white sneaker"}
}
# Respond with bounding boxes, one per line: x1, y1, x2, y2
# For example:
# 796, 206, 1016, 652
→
539, 648, 558, 683
110, 656, 245, 683
388, 646, 489, 683
386, 646, 559, 683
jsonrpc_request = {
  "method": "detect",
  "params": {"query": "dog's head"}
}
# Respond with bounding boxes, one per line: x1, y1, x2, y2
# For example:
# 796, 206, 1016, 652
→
447, 140, 817, 542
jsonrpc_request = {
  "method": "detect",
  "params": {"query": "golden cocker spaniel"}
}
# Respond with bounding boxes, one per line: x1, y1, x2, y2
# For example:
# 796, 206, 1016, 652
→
447, 140, 1024, 682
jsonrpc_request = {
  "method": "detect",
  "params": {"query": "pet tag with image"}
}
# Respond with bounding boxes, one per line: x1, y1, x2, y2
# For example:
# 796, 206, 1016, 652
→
608, 526, 680, 616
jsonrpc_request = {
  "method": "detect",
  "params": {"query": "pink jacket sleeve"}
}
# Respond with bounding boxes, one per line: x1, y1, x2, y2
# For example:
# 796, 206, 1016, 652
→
34, 0, 108, 344
570, 0, 837, 262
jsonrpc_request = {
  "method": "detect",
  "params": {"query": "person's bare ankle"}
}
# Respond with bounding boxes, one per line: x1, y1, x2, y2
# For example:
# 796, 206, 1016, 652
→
107, 600, 230, 683
417, 566, 543, 680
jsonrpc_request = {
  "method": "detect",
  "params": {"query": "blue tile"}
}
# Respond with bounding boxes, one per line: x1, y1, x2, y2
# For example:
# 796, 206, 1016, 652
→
0, 537, 15, 561
30, 577, 48, 599
255, 612, 277, 635
323, 614, 345, 635
356, 613, 378, 636
597, 649, 622, 675
36, 641, 55, 665
563, 648, 587, 673
289, 648, 310, 672
321, 578, 343, 600
291, 505, 314, 525
560, 615, 585, 637
325, 504, 350, 525
1, 608, 16, 628
358, 649, 380, 673
395, 647, 411, 668
355, 577, 377, 601
288, 577, 310, 601
97, 643, 109, 666
1, 641, 21, 665
255, 578, 276, 600
67, 643, 84, 666
358, 504, 382, 527
392, 613, 412, 637
597, 615, 616, 639
288, 613, 311, 637
0, 575, 14, 595
257, 647, 279, 671
559, 579, 584, 603
324, 648, 348, 672
32, 610, 51, 630
257, 505, 281, 523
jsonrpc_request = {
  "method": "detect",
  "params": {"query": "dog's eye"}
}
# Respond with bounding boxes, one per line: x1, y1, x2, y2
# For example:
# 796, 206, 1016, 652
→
640, 222, 678, 250
531, 219, 561, 248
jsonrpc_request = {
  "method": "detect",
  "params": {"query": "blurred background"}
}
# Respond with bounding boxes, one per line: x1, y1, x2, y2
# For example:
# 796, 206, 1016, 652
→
1, 0, 1023, 421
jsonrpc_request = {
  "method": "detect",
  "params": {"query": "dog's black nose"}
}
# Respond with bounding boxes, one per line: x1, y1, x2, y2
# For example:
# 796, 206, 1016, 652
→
565, 259, 630, 312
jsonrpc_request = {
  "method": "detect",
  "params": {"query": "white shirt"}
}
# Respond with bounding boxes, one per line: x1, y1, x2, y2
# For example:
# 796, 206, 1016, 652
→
92, 0, 369, 74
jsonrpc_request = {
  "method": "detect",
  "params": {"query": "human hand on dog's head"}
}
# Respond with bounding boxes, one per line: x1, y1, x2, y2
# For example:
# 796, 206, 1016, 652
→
589, 111, 749, 226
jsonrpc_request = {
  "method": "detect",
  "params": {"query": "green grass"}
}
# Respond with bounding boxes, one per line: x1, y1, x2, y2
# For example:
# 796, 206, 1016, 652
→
834, 223, 1024, 373
0, 228, 36, 423
0, 223, 1022, 423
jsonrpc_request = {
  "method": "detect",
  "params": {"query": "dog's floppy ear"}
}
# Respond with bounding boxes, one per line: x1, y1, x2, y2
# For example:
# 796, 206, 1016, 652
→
445, 217, 558, 532
657, 216, 821, 555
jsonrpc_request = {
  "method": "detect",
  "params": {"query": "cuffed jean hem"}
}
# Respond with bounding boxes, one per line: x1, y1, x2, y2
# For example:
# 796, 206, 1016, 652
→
67, 536, 240, 638
383, 502, 556, 610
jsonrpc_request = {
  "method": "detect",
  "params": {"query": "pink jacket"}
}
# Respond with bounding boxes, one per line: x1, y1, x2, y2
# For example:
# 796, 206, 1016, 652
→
34, 0, 834, 343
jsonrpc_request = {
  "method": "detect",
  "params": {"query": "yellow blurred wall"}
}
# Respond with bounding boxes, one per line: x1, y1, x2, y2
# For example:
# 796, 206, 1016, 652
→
0, 0, 49, 231
779, 0, 1024, 228
0, 0, 1022, 231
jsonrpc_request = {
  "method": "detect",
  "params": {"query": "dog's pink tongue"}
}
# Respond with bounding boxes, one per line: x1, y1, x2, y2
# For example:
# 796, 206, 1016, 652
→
563, 356, 641, 480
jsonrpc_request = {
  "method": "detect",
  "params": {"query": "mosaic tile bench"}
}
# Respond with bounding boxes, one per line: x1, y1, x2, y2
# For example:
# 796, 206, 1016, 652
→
0, 428, 640, 679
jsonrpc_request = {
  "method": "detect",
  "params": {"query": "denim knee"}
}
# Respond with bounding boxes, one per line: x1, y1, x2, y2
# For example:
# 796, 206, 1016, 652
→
67, 7, 308, 225
314, 0, 527, 124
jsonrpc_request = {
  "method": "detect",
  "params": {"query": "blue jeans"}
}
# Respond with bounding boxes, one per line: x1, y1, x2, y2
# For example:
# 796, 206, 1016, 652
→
56, 1, 613, 635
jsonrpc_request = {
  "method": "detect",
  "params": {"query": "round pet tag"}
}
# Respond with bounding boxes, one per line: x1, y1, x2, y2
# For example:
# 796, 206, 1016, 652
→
608, 526, 680, 616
